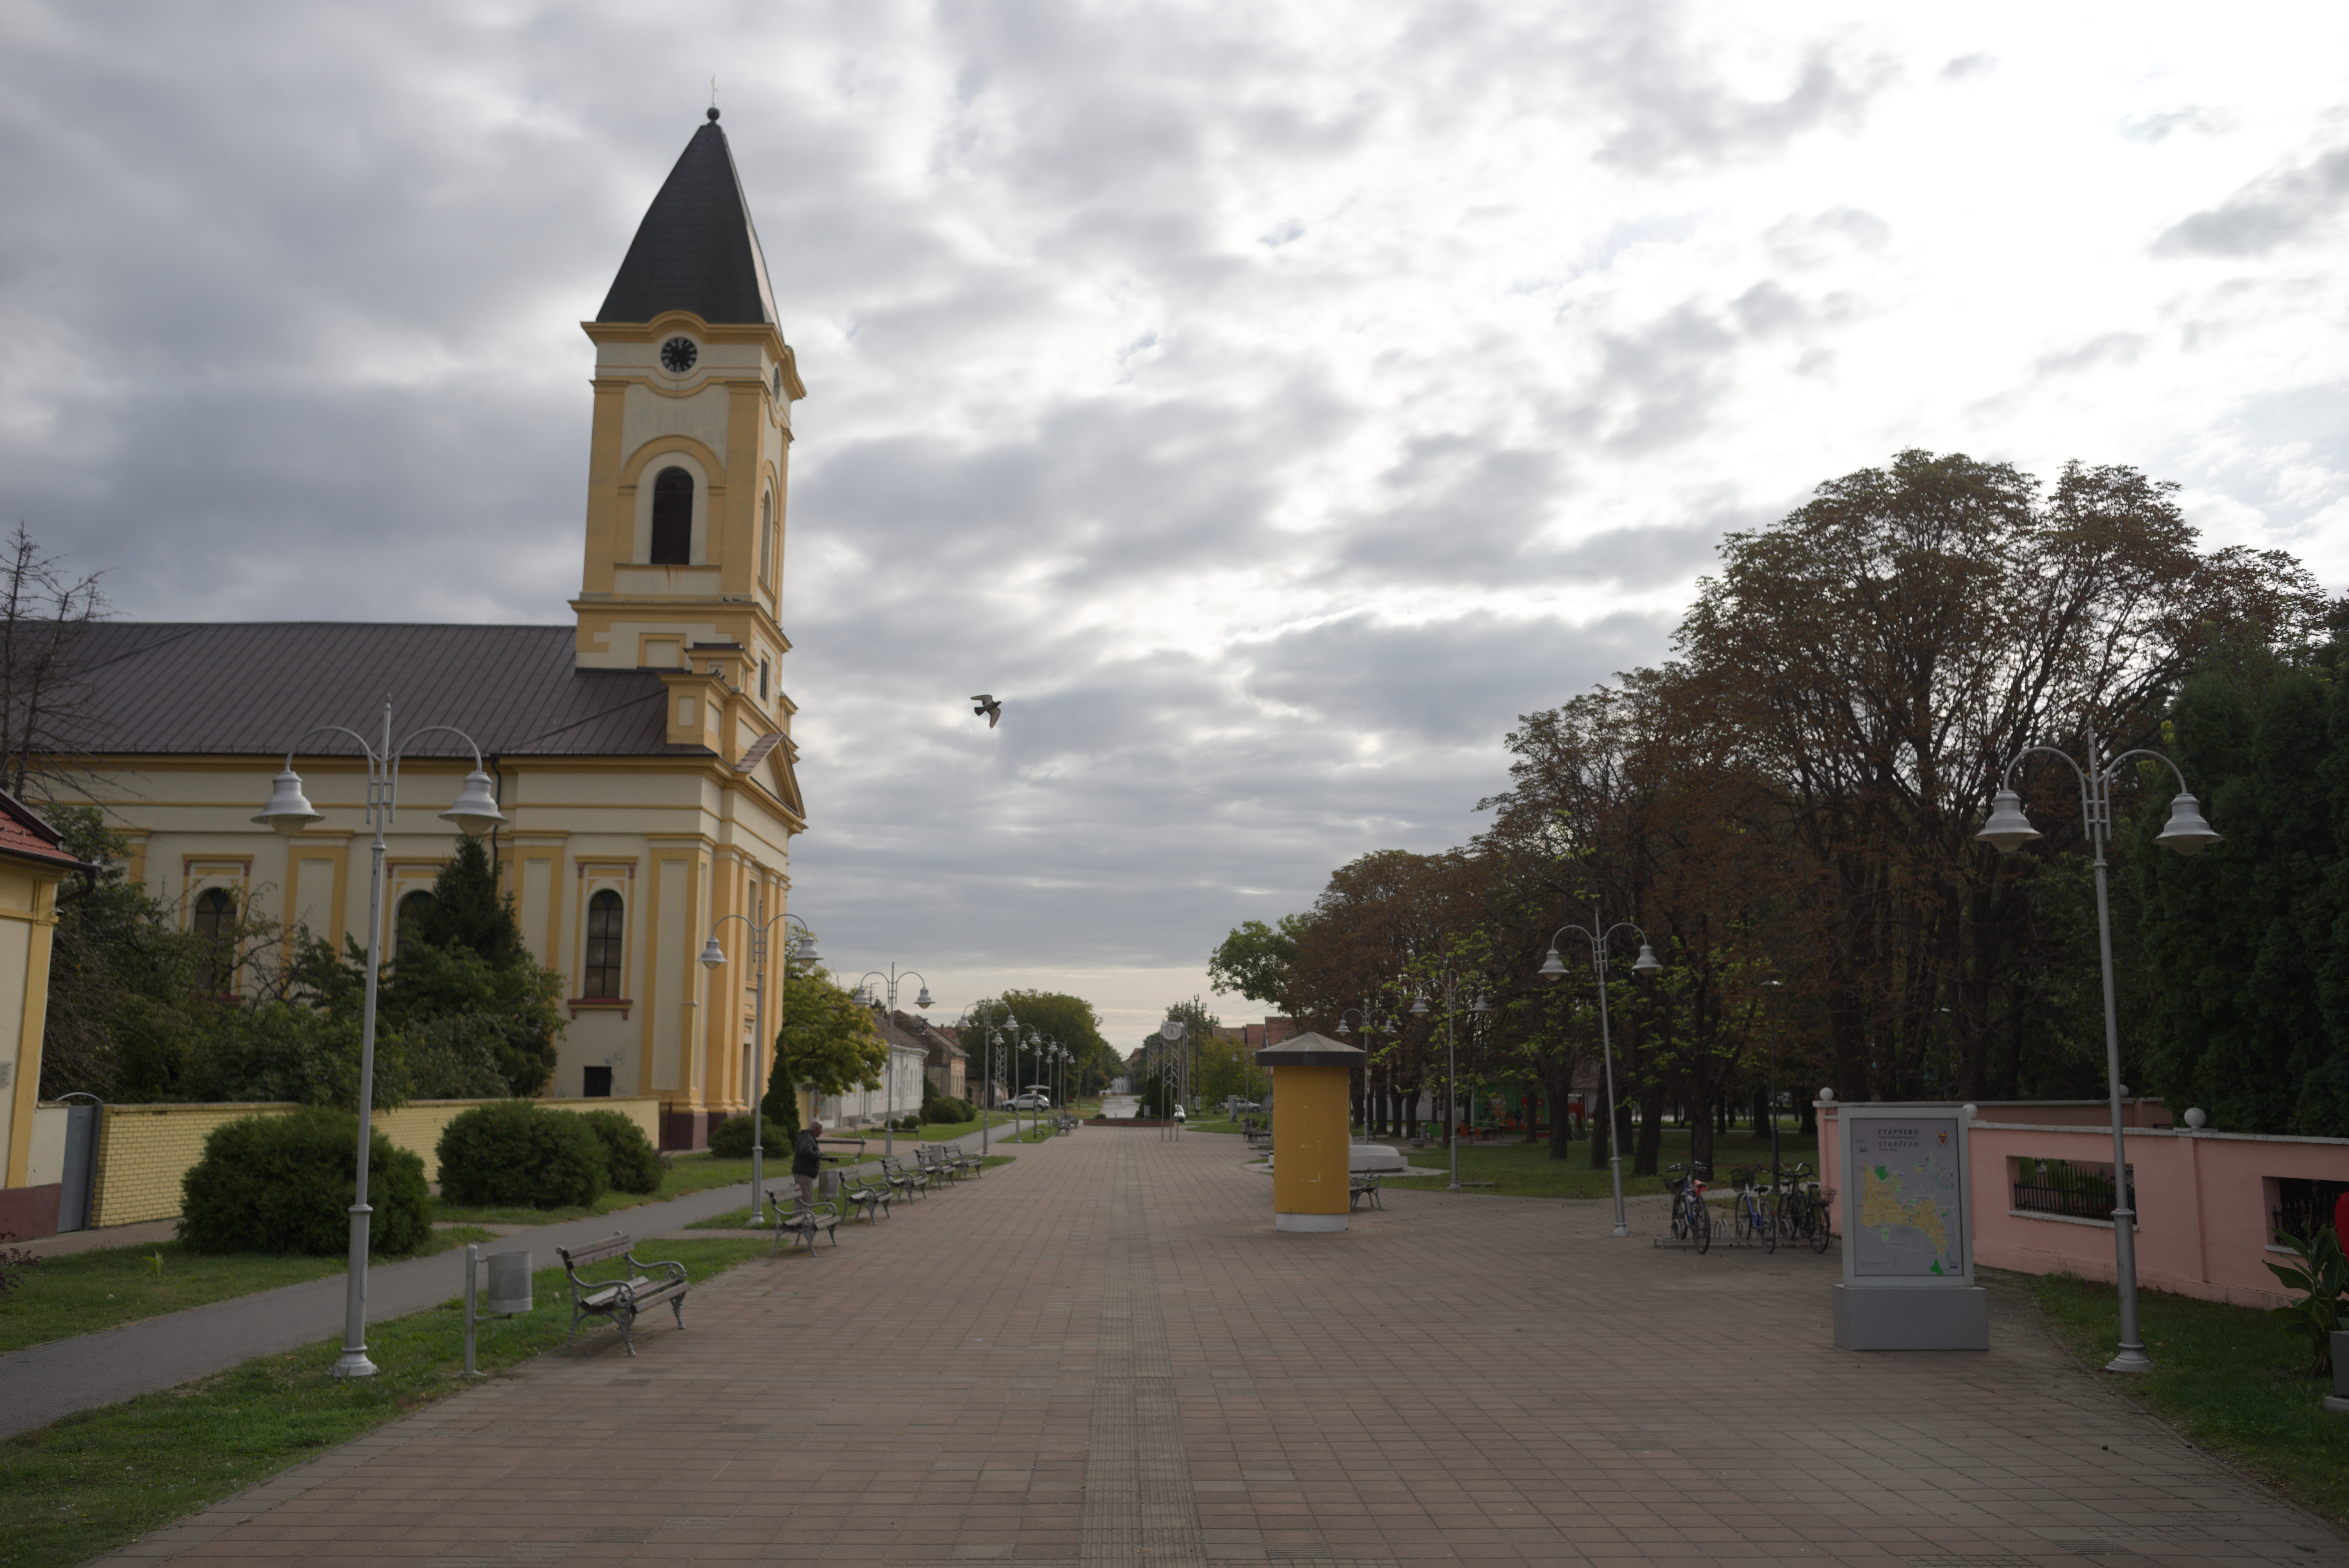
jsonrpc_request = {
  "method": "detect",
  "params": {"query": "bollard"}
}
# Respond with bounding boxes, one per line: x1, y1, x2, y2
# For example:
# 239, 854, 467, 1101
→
463, 1245, 484, 1377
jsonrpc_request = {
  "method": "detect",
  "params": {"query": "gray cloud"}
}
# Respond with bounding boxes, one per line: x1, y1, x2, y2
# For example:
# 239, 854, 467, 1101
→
2154, 144, 2349, 258
2121, 106, 2223, 144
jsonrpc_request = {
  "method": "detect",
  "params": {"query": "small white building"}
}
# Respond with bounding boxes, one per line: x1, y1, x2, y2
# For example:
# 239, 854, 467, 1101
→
817, 1041, 928, 1130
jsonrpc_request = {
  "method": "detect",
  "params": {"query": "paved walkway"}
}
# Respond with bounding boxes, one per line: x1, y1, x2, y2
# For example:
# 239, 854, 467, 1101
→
92, 1129, 2347, 1567
0, 1125, 1019, 1441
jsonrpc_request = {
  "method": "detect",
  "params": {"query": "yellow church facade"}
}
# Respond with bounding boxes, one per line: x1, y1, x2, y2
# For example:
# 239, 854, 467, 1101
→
58, 110, 806, 1148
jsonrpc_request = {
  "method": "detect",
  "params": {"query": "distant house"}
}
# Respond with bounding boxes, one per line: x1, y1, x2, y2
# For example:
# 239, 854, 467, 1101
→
887, 1010, 967, 1100
0, 793, 94, 1240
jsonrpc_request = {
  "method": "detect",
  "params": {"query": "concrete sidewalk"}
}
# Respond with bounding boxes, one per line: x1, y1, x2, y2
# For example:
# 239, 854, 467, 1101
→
79, 1121, 2347, 1567
0, 1122, 1027, 1441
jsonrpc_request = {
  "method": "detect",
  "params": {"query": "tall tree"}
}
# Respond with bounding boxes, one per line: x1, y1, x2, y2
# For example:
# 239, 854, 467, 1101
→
0, 525, 106, 798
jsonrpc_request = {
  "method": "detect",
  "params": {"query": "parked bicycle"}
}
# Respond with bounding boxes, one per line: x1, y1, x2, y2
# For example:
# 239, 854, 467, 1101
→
1665, 1162, 1711, 1254
1729, 1166, 1777, 1253
1772, 1162, 1835, 1254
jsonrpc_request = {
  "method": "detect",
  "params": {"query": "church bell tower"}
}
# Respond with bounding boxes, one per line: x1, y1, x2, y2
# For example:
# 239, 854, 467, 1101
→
572, 107, 805, 732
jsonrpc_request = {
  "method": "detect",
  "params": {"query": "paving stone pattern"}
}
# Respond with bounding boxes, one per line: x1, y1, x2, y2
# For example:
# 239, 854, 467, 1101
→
94, 1129, 2345, 1566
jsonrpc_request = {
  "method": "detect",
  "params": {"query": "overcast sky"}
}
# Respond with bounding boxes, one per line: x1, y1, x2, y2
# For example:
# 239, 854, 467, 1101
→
5, 2, 2346, 1045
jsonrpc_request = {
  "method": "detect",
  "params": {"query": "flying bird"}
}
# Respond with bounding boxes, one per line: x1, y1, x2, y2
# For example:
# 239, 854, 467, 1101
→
971, 694, 1003, 728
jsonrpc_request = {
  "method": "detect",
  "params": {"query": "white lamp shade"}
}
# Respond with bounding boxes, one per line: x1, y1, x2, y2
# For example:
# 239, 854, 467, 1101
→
253, 768, 323, 834
1335, 1018, 1351, 1035
1976, 788, 2041, 854
1537, 948, 1567, 979
1409, 992, 1430, 1015
439, 768, 506, 836
699, 936, 726, 969
1471, 991, 1492, 1012
1631, 943, 1662, 976
2153, 791, 2222, 857
790, 934, 821, 967
915, 985, 933, 1009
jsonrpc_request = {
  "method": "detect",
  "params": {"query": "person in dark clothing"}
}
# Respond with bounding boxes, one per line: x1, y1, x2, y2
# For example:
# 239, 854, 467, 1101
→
793, 1121, 824, 1205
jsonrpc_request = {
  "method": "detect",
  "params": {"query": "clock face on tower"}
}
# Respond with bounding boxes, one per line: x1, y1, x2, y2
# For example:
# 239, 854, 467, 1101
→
659, 337, 699, 374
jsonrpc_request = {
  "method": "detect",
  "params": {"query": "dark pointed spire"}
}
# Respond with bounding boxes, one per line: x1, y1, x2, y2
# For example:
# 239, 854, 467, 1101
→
597, 112, 780, 327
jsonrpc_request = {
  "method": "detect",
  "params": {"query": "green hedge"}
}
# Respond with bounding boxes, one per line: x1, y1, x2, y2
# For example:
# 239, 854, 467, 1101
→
708, 1114, 793, 1160
435, 1101, 608, 1209
578, 1109, 664, 1194
180, 1107, 432, 1255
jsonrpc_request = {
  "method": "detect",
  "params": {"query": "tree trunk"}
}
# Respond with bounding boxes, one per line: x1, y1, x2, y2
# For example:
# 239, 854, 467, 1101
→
1634, 1085, 1666, 1175
1588, 1099, 1611, 1168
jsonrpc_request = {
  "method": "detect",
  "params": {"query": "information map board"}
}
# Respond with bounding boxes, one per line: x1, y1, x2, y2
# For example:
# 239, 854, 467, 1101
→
1839, 1107, 1972, 1287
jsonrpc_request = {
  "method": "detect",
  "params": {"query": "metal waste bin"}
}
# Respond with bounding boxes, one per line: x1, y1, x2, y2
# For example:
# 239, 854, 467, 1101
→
485, 1251, 533, 1315
817, 1170, 840, 1202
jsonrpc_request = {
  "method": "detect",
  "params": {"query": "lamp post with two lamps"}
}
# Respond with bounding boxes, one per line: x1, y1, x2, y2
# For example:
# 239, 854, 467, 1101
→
1538, 914, 1663, 1239
1331, 1003, 1397, 1136
1977, 725, 2220, 1374
256, 700, 507, 1379
1408, 972, 1492, 1192
852, 964, 932, 1156
697, 911, 819, 1222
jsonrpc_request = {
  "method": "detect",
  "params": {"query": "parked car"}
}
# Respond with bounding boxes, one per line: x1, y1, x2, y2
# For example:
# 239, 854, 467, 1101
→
1008, 1092, 1052, 1110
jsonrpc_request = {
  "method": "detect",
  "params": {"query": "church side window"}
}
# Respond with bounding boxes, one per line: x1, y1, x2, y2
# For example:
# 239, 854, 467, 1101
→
192, 887, 236, 991
584, 889, 625, 997
758, 490, 774, 582
649, 467, 693, 565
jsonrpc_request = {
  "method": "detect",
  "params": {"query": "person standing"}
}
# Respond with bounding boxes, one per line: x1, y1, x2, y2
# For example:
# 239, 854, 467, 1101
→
794, 1120, 824, 1205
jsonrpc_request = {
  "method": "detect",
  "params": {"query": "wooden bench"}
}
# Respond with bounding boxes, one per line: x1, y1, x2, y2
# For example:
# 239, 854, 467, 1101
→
880, 1154, 927, 1201
765, 1188, 843, 1252
556, 1233, 690, 1356
1349, 1171, 1383, 1211
838, 1168, 892, 1223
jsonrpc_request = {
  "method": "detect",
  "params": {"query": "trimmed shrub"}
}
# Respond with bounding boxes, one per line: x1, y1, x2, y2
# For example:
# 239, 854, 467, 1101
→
708, 1114, 793, 1159
436, 1099, 608, 1209
180, 1107, 431, 1255
579, 1109, 663, 1194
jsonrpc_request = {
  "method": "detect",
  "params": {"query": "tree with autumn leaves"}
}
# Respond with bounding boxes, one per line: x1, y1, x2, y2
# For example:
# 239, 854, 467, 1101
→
1219, 449, 2337, 1157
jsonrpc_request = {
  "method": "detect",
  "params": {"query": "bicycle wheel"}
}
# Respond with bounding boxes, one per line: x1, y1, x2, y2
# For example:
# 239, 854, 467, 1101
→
1670, 1193, 1689, 1241
1734, 1199, 1752, 1241
1761, 1196, 1777, 1254
1691, 1199, 1711, 1254
1809, 1197, 1832, 1254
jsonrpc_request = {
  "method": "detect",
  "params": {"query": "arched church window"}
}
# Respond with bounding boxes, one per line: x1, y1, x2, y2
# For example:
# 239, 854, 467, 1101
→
395, 889, 436, 962
758, 490, 774, 581
584, 889, 625, 998
649, 467, 693, 565
192, 887, 236, 991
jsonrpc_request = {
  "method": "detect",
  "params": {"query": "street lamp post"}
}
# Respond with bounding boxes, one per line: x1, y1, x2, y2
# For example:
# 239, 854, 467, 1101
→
1408, 973, 1492, 1191
1334, 1004, 1400, 1135
256, 699, 507, 1379
852, 964, 932, 1156
1977, 723, 2220, 1374
699, 911, 819, 1224
1538, 912, 1664, 1238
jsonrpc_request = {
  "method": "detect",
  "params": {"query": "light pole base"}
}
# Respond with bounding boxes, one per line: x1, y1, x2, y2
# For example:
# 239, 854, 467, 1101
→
1609, 1224, 1631, 1238
2104, 1346, 2155, 1374
330, 1348, 380, 1379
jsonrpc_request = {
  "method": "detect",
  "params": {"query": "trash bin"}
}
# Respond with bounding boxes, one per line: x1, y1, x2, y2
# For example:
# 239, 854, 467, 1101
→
817, 1170, 840, 1202
485, 1251, 533, 1315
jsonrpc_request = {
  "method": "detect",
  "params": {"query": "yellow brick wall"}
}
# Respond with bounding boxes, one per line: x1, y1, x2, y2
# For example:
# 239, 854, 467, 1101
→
90, 1096, 665, 1228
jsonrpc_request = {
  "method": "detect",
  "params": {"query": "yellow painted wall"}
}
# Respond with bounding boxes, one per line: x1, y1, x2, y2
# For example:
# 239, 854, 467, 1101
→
0, 860, 64, 1190
1269, 1064, 1351, 1217
87, 1096, 664, 1228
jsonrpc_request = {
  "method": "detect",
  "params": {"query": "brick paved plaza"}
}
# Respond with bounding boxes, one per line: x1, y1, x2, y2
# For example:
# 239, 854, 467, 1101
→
102, 1130, 2343, 1567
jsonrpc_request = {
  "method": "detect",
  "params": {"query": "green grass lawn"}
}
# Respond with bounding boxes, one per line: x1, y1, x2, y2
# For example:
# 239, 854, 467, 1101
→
0, 1237, 771, 1568
846, 1112, 1025, 1144
2027, 1271, 2349, 1527
431, 1148, 763, 1226
1381, 1126, 1818, 1200
0, 1228, 495, 1357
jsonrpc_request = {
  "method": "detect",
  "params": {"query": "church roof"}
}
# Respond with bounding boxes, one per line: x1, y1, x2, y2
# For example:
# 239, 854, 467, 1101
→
69, 623, 710, 760
597, 110, 781, 328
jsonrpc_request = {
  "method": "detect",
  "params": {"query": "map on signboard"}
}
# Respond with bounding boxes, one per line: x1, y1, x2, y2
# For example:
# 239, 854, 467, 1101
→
1851, 1117, 1965, 1279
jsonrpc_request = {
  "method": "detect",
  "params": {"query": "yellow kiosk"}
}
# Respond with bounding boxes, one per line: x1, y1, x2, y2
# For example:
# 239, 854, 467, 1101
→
1255, 1032, 1365, 1233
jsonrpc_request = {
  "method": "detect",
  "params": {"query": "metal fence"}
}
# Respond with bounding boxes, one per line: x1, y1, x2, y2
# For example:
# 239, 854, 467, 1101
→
2011, 1157, 2132, 1222
2270, 1178, 2347, 1248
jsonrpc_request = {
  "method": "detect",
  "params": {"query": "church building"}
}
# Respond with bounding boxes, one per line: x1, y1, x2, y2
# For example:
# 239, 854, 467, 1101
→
61, 111, 806, 1149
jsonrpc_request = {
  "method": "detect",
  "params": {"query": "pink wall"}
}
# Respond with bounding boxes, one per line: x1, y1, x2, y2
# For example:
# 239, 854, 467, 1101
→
1818, 1105, 2349, 1310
